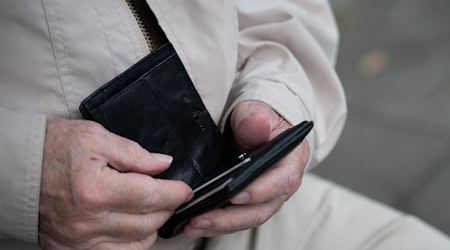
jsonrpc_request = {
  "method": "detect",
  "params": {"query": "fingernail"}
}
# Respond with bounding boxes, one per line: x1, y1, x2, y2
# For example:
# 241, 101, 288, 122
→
194, 219, 212, 228
231, 192, 250, 204
153, 153, 173, 164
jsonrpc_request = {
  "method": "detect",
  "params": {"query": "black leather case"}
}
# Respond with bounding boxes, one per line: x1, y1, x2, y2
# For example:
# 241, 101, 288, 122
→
80, 43, 231, 189
159, 120, 313, 238
79, 43, 313, 238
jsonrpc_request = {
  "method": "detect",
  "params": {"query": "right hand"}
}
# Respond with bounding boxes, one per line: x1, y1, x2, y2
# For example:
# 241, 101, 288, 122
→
38, 119, 192, 250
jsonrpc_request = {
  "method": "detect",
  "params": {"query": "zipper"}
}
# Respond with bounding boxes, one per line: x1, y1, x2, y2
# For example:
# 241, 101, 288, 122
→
125, 0, 153, 52
123, 0, 167, 54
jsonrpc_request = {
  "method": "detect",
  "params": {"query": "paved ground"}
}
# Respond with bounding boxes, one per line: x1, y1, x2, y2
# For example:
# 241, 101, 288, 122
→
312, 0, 450, 235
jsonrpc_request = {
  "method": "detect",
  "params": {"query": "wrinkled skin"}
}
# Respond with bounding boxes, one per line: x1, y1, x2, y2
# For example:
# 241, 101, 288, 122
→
185, 100, 310, 237
39, 120, 192, 250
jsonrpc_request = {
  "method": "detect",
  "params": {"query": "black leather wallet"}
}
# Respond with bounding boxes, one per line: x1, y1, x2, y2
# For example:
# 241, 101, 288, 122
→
79, 43, 313, 238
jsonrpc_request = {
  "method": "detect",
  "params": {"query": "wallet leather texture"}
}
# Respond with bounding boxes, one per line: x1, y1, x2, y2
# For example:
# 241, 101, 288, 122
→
80, 43, 231, 189
79, 43, 313, 238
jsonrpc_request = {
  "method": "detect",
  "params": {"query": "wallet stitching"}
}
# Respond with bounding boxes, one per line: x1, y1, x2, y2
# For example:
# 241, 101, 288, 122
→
81, 43, 173, 109
90, 52, 177, 113
141, 70, 206, 180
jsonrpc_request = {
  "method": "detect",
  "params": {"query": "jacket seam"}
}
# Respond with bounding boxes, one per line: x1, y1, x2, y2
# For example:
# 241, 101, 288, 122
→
54, 4, 79, 119
91, 1, 118, 76
41, 0, 73, 118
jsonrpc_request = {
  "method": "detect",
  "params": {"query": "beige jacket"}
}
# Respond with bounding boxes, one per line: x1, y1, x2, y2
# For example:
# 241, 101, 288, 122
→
0, 0, 346, 246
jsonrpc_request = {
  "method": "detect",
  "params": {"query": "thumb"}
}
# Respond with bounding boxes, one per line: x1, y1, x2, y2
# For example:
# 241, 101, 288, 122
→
230, 101, 280, 151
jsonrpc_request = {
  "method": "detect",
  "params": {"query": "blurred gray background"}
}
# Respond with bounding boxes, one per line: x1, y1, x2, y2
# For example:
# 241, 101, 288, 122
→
313, 0, 450, 235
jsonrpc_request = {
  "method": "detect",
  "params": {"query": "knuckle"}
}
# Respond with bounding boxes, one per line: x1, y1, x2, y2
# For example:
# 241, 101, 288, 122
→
68, 221, 91, 240
128, 140, 142, 151
139, 218, 158, 237
77, 190, 97, 210
125, 221, 144, 237
125, 217, 157, 241
285, 168, 302, 197
226, 217, 242, 231
74, 179, 101, 210
73, 122, 106, 146
253, 209, 272, 228
130, 142, 142, 157
248, 182, 267, 201
127, 141, 143, 164
84, 121, 105, 134
137, 182, 158, 213
55, 220, 90, 244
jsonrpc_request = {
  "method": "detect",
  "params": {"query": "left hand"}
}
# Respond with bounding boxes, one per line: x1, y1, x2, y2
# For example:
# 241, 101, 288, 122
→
184, 100, 310, 237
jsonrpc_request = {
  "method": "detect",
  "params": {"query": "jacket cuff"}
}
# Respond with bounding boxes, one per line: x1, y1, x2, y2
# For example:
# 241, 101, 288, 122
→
219, 79, 316, 171
0, 109, 46, 242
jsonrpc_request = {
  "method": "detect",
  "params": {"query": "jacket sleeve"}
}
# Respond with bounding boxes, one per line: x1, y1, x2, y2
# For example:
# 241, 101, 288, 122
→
0, 107, 47, 243
221, 0, 347, 169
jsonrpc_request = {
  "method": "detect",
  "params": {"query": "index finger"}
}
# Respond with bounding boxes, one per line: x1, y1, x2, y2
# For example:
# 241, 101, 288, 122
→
97, 167, 192, 214
231, 142, 308, 205
100, 131, 173, 176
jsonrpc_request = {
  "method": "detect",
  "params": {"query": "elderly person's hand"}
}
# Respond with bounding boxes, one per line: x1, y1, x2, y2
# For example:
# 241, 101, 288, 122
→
185, 101, 310, 237
39, 120, 192, 250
